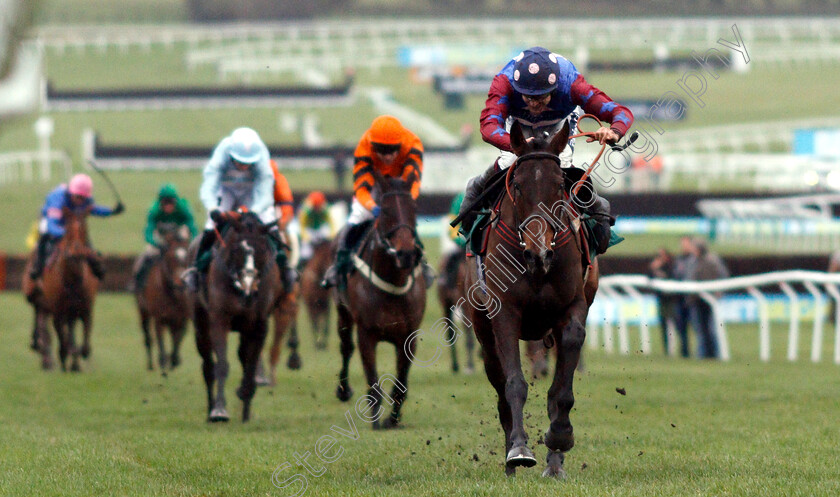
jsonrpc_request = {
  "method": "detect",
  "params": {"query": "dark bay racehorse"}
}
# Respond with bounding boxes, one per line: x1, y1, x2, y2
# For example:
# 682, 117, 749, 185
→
466, 122, 599, 478
301, 239, 332, 349
135, 228, 191, 374
259, 284, 302, 386
436, 249, 476, 373
191, 211, 285, 422
23, 207, 99, 371
335, 173, 426, 429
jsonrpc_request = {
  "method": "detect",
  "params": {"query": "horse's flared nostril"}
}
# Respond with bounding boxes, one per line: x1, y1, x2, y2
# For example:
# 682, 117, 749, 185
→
523, 250, 535, 263
544, 250, 554, 261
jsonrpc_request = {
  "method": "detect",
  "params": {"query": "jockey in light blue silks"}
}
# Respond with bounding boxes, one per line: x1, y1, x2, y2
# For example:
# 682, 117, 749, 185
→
182, 127, 295, 291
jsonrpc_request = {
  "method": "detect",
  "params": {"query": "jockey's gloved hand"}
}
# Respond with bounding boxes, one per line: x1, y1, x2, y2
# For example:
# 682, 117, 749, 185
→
371, 205, 381, 218
113, 202, 125, 215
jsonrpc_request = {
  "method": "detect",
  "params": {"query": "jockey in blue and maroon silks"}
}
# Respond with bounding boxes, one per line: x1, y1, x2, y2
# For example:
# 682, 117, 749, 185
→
460, 46, 634, 254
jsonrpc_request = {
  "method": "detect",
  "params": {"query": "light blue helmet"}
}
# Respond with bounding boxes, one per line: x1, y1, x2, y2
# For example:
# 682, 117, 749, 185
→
228, 127, 263, 164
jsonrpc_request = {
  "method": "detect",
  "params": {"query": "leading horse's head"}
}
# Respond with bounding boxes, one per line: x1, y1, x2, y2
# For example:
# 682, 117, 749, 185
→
507, 120, 572, 274
372, 170, 419, 270
214, 211, 275, 299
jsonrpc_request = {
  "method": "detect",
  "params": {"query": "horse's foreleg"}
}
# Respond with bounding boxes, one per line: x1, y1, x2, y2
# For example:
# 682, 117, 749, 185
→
237, 319, 269, 422
381, 339, 412, 429
494, 313, 534, 471
170, 321, 187, 369
444, 302, 460, 374
154, 319, 168, 374
208, 319, 231, 422
335, 304, 355, 402
66, 316, 82, 372
357, 330, 381, 430
37, 310, 53, 370
476, 326, 516, 476
543, 300, 587, 479
80, 308, 93, 360
139, 309, 154, 371
193, 307, 216, 421
286, 318, 301, 371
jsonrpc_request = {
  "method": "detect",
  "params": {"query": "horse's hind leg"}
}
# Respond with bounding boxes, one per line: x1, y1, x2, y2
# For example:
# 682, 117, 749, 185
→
444, 301, 460, 374
335, 304, 355, 402
237, 319, 269, 422
381, 340, 412, 429
140, 309, 154, 370
543, 308, 587, 479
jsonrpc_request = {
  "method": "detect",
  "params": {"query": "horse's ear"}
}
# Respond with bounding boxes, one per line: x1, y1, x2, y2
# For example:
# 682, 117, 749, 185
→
510, 121, 527, 156
549, 120, 571, 156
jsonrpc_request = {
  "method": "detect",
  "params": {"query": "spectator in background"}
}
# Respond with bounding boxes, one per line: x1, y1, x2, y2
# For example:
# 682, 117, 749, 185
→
649, 248, 676, 356
333, 150, 349, 192
686, 238, 729, 359
669, 236, 695, 358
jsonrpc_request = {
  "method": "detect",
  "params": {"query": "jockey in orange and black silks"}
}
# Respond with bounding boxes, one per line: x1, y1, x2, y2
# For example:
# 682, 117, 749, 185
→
321, 115, 433, 288
462, 46, 635, 255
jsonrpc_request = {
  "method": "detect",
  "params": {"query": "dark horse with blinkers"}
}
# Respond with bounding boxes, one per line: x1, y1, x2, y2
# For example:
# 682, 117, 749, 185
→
465, 121, 599, 478
334, 171, 427, 429
190, 210, 287, 422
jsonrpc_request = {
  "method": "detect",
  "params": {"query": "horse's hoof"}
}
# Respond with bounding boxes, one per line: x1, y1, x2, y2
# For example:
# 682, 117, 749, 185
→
171, 356, 181, 368
161, 370, 168, 378
81, 346, 91, 359
208, 408, 230, 422
542, 449, 567, 479
70, 363, 82, 373
315, 342, 327, 351
255, 374, 271, 387
380, 417, 400, 430
464, 366, 475, 375
41, 357, 54, 370
506, 446, 537, 468
505, 465, 516, 477
336, 385, 353, 402
287, 353, 302, 370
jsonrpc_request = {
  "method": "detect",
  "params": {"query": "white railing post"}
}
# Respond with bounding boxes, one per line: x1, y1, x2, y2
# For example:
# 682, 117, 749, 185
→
803, 281, 825, 363
779, 282, 800, 361
824, 283, 840, 365
746, 286, 771, 362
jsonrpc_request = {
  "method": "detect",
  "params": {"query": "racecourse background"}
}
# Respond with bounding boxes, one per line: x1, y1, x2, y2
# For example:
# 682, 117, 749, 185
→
2, 4, 840, 497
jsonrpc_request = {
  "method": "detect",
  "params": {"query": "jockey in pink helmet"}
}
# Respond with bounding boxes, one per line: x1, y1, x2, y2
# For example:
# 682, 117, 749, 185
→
28, 173, 125, 281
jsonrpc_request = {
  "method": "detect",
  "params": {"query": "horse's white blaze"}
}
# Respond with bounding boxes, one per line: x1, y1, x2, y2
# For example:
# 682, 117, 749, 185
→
240, 240, 257, 296
175, 247, 187, 263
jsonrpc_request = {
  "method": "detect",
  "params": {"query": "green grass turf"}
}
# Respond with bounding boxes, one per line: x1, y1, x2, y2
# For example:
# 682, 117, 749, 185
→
1, 288, 839, 497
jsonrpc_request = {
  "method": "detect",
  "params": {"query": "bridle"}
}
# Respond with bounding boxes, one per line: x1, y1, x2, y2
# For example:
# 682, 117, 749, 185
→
504, 151, 573, 249
374, 190, 420, 259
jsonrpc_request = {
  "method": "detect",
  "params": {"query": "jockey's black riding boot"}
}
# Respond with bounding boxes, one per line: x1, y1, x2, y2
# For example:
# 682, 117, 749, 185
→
267, 225, 297, 290
587, 195, 614, 255
459, 163, 498, 236
321, 222, 366, 289
29, 234, 50, 280
183, 229, 215, 292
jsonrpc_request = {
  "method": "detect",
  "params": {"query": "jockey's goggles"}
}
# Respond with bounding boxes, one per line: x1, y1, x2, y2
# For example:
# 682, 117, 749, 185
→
371, 142, 401, 155
523, 93, 552, 103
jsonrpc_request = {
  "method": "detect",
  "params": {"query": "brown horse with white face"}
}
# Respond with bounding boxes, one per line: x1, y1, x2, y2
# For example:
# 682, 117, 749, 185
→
465, 121, 598, 478
24, 207, 99, 371
191, 211, 285, 422
334, 172, 427, 429
135, 227, 191, 374
301, 239, 333, 350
